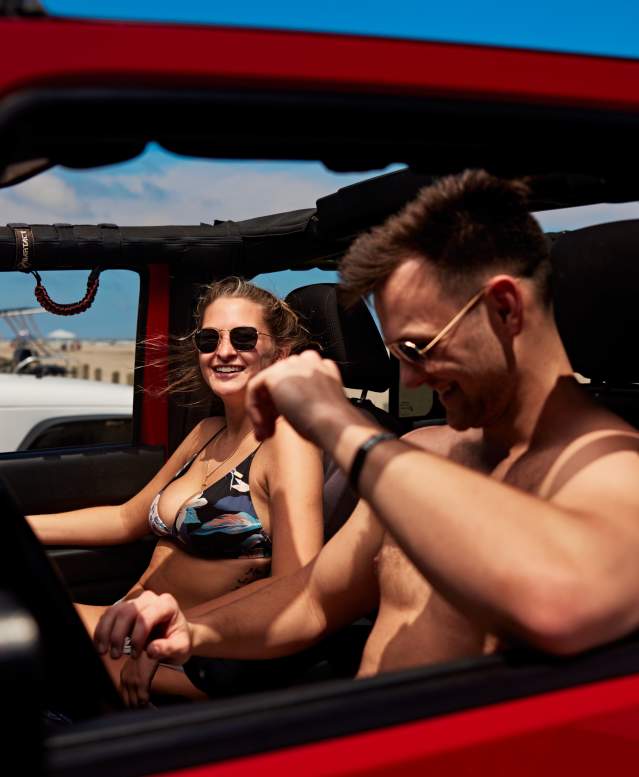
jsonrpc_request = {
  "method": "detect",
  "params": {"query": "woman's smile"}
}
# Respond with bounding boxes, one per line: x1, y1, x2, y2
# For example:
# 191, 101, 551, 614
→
210, 364, 247, 382
212, 365, 245, 374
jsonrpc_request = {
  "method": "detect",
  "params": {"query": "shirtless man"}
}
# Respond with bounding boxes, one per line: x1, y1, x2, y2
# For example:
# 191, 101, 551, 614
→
95, 169, 639, 690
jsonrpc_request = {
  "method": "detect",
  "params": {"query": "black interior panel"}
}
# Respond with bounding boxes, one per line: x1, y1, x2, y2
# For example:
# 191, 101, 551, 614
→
0, 478, 123, 722
47, 539, 156, 605
0, 591, 43, 774
0, 445, 164, 600
0, 445, 164, 515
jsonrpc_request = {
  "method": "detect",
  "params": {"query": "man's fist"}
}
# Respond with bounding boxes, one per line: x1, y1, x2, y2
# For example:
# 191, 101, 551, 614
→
94, 591, 193, 665
247, 350, 349, 443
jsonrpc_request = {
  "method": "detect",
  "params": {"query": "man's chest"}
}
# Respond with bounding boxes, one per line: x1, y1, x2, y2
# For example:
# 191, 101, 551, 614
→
447, 435, 560, 497
374, 536, 433, 610
491, 445, 564, 496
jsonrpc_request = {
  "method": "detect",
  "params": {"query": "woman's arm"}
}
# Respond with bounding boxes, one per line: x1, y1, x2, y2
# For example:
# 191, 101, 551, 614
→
263, 417, 325, 576
27, 503, 148, 546
27, 419, 224, 546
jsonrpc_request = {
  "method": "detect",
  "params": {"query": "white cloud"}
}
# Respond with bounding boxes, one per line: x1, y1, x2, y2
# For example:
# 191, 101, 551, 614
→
98, 163, 359, 224
1, 154, 638, 231
0, 174, 81, 221
0, 159, 368, 226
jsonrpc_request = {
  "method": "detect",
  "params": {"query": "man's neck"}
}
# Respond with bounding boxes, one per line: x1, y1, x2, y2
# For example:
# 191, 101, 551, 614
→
483, 331, 576, 455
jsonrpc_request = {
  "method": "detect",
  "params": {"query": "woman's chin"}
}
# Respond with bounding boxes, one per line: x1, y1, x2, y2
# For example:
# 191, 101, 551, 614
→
207, 375, 248, 398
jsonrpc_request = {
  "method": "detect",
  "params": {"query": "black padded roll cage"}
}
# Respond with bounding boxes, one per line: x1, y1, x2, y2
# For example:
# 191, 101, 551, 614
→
0, 166, 636, 277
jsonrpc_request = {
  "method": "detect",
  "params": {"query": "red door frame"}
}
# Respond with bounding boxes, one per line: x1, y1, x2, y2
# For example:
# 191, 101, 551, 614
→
158, 672, 639, 776
140, 263, 169, 449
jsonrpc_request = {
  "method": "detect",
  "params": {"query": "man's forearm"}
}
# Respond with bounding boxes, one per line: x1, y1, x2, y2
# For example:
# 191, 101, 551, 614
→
185, 576, 275, 620
187, 564, 328, 660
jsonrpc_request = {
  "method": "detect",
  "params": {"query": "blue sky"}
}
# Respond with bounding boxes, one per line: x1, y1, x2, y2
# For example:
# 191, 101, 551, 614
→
0, 270, 140, 341
44, 1, 639, 60
2, 3, 639, 339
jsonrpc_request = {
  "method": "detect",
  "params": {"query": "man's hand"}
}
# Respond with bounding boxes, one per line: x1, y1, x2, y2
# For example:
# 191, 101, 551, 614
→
120, 653, 159, 708
94, 591, 193, 665
246, 350, 351, 443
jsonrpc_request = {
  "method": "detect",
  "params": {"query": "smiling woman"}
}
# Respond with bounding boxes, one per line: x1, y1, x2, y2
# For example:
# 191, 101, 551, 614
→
27, 276, 325, 707
164, 277, 309, 405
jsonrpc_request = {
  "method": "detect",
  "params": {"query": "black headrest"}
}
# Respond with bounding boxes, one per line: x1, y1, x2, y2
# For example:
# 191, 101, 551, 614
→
552, 220, 639, 382
285, 283, 391, 392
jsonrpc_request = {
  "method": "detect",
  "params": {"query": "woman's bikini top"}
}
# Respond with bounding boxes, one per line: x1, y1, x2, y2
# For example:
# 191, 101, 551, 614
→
148, 427, 271, 559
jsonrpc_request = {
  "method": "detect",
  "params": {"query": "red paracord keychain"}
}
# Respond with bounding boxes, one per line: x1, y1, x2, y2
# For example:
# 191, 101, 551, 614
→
31, 268, 101, 316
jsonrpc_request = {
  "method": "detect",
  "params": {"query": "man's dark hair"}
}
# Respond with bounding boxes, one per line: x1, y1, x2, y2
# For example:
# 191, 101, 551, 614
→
340, 169, 551, 305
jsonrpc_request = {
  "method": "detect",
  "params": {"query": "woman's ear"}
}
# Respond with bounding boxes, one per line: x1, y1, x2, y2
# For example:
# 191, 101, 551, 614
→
271, 344, 291, 363
275, 345, 291, 361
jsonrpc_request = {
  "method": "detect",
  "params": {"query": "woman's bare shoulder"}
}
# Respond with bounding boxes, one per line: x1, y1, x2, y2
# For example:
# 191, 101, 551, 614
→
260, 416, 320, 462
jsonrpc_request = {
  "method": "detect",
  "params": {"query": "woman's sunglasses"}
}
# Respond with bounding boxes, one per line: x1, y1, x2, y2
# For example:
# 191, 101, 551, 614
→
193, 326, 273, 354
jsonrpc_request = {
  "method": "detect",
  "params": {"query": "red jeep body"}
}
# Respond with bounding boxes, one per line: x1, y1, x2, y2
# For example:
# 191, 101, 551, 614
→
1, 10, 639, 776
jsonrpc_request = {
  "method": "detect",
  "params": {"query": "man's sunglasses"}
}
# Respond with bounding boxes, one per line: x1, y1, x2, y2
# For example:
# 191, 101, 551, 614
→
387, 288, 485, 365
193, 326, 273, 353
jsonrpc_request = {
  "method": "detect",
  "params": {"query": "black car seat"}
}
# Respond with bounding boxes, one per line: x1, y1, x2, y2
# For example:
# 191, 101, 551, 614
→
551, 220, 639, 427
285, 283, 402, 539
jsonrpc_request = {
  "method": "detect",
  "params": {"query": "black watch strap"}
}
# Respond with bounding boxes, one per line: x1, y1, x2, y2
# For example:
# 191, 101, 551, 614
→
348, 432, 397, 491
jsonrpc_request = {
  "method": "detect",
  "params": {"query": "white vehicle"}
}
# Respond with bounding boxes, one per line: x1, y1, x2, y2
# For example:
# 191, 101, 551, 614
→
0, 373, 133, 451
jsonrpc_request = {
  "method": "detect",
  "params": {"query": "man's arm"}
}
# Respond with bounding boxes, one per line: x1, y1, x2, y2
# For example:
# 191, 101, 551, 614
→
95, 500, 382, 664
245, 351, 639, 654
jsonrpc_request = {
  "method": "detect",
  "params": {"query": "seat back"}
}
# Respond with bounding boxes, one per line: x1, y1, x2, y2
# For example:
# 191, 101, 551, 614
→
551, 219, 639, 427
285, 283, 400, 538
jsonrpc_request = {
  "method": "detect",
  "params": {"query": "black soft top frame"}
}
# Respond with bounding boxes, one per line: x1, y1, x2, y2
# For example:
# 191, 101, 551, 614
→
0, 169, 632, 275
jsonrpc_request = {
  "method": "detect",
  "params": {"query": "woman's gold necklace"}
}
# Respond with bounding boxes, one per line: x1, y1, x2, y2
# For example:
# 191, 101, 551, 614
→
200, 428, 254, 492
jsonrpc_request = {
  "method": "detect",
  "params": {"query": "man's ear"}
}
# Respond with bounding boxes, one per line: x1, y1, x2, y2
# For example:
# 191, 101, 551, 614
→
484, 275, 523, 336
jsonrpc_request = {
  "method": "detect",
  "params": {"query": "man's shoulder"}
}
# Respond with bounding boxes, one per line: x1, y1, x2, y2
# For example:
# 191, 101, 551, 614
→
540, 427, 639, 502
402, 424, 482, 461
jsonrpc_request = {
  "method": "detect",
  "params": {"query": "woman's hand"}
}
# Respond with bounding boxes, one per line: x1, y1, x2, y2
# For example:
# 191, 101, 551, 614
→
95, 591, 193, 665
120, 652, 159, 708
